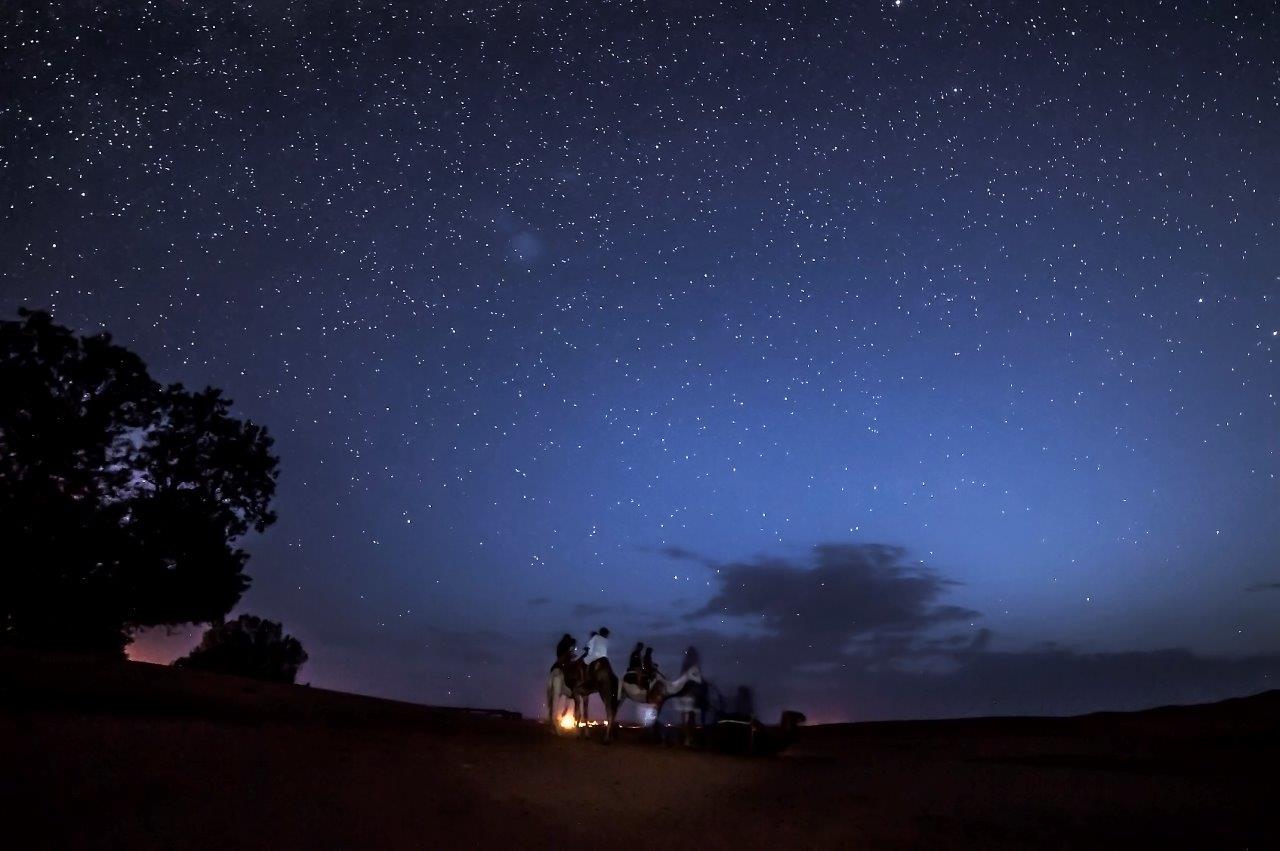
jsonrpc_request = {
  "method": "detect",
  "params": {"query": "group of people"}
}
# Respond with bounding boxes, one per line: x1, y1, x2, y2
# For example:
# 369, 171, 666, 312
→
553, 627, 608, 669
552, 627, 700, 692
626, 640, 661, 689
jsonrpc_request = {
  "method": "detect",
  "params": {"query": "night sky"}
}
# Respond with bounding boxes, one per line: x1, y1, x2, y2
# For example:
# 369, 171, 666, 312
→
2, 1, 1277, 722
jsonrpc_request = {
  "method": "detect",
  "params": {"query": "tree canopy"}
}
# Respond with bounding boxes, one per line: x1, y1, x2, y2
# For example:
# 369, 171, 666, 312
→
0, 308, 279, 654
176, 614, 308, 683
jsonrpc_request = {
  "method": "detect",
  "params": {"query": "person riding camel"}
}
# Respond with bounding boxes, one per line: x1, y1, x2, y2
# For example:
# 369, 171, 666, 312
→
626, 641, 646, 689
551, 633, 577, 672
642, 647, 659, 681
583, 627, 610, 670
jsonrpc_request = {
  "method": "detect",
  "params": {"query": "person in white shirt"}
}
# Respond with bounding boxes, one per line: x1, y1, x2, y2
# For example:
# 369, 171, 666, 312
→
583, 627, 610, 665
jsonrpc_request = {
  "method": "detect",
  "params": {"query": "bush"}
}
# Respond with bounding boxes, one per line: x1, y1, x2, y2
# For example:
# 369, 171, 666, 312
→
176, 614, 308, 683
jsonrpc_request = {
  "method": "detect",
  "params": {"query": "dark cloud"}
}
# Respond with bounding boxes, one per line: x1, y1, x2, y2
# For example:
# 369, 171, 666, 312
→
686, 543, 979, 664
639, 545, 718, 567
527, 597, 550, 606
568, 599, 662, 621
634, 543, 1280, 722
1246, 582, 1280, 592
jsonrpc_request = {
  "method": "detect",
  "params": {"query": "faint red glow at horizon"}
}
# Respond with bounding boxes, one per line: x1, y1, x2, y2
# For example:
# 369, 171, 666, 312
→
126, 626, 203, 665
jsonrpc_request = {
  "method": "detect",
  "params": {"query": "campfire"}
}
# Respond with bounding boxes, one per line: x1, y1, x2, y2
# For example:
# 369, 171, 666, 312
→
557, 709, 604, 730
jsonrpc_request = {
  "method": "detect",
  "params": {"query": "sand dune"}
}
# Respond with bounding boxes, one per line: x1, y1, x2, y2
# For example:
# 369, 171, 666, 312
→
2, 650, 1275, 849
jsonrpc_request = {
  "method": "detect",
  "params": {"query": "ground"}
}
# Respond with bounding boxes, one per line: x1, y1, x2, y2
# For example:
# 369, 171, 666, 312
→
2, 650, 1275, 849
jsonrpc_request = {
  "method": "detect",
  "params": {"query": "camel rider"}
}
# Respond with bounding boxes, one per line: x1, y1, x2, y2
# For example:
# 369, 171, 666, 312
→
583, 627, 610, 668
628, 642, 644, 671
627, 642, 646, 687
642, 647, 659, 681
552, 633, 577, 671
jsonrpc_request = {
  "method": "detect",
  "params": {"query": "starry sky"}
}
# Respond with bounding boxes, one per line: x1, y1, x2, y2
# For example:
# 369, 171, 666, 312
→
2, 1, 1277, 722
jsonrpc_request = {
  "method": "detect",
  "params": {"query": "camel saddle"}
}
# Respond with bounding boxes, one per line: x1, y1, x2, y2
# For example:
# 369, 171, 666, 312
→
554, 657, 606, 692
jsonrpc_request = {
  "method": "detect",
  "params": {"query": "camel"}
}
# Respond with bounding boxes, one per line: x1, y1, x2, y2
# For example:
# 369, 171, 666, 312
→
618, 665, 703, 732
656, 668, 715, 743
546, 657, 620, 742
546, 667, 584, 731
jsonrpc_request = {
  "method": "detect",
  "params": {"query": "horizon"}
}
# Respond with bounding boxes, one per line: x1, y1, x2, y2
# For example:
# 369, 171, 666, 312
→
122, 636, 1280, 726
4, 1, 1278, 724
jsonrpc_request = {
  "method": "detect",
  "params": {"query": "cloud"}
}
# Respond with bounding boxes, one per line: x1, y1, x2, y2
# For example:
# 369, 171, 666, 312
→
639, 542, 1280, 722
568, 600, 654, 621
685, 543, 979, 664
641, 545, 717, 567
1246, 582, 1280, 592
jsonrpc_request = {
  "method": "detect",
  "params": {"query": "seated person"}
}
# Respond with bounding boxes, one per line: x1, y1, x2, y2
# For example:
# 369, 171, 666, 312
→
583, 627, 610, 670
642, 647, 659, 680
551, 633, 577, 671
625, 641, 646, 687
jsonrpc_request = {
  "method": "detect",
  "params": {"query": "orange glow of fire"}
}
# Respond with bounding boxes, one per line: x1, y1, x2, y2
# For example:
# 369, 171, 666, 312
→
558, 710, 577, 731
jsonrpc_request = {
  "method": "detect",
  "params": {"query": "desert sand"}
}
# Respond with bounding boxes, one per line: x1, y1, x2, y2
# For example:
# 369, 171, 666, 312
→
2, 649, 1275, 849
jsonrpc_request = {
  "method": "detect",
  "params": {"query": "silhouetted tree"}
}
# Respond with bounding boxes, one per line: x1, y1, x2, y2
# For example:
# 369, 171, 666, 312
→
0, 308, 278, 654
175, 614, 307, 683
